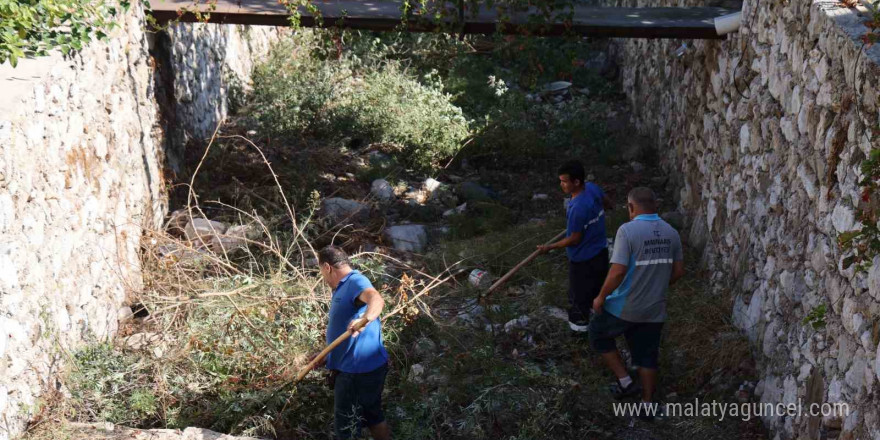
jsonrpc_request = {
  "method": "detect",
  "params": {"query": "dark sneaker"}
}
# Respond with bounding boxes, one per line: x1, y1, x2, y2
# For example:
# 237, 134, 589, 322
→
609, 379, 641, 400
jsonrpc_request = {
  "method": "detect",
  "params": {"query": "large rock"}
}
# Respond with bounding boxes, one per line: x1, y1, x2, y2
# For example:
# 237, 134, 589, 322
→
831, 203, 855, 234
384, 224, 428, 253
182, 427, 261, 440
423, 178, 442, 193
184, 219, 228, 248
868, 255, 880, 301
370, 179, 395, 201
875, 341, 880, 383
321, 197, 369, 224
413, 337, 437, 360
61, 424, 261, 440
457, 181, 497, 202
210, 223, 260, 254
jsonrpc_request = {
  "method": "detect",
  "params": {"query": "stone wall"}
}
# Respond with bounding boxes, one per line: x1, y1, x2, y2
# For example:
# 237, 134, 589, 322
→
0, 8, 280, 440
157, 23, 283, 174
611, 0, 880, 438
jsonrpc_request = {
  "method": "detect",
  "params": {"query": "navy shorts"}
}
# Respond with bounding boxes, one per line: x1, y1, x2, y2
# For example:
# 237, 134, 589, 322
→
334, 363, 388, 439
589, 312, 663, 369
568, 248, 609, 326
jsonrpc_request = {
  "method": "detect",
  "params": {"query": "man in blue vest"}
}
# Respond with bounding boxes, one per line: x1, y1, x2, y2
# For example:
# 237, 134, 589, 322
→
316, 246, 391, 440
537, 160, 612, 333
591, 187, 685, 416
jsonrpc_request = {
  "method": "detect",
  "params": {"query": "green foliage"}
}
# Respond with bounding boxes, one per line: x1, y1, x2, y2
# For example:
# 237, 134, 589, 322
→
249, 32, 470, 172
803, 304, 827, 330
67, 343, 161, 426
840, 149, 880, 272
0, 0, 119, 67
861, 1, 880, 46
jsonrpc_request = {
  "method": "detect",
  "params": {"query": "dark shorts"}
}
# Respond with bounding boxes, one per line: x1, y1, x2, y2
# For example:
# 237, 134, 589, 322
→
568, 248, 610, 326
589, 311, 663, 369
334, 363, 388, 439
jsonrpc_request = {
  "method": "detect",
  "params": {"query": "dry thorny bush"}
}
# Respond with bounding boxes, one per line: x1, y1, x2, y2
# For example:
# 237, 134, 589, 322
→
24, 127, 465, 439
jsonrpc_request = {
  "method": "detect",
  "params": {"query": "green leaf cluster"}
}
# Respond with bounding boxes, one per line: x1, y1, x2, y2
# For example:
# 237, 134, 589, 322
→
0, 0, 119, 67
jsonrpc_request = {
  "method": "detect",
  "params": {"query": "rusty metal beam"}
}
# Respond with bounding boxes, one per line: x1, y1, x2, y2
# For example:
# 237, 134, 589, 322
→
147, 0, 738, 39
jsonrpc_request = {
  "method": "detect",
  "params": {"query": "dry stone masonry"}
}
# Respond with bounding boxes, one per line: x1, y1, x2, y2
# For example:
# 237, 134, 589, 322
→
612, 0, 880, 438
0, 5, 281, 439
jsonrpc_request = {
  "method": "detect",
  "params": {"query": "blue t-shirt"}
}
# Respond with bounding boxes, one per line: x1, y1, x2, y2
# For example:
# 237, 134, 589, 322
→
565, 183, 607, 262
326, 270, 389, 373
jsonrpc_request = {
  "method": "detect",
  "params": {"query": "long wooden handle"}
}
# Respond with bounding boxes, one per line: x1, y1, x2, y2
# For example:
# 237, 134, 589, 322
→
294, 317, 369, 383
482, 229, 566, 298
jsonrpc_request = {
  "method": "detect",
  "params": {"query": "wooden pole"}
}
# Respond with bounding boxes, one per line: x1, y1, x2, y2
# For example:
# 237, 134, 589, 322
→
293, 317, 368, 383
481, 229, 566, 299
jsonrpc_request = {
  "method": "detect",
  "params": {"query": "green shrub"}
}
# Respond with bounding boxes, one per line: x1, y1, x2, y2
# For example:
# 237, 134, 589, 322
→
67, 343, 159, 426
250, 33, 470, 171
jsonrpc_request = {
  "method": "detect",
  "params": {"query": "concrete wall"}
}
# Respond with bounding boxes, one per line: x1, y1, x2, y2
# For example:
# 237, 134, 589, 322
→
611, 0, 880, 438
0, 6, 280, 439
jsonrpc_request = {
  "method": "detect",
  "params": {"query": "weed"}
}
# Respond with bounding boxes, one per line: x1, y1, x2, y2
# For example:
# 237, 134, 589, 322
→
803, 304, 828, 330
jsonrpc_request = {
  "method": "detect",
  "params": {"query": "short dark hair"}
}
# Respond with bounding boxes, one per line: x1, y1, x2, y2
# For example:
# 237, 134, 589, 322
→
318, 246, 350, 268
557, 160, 585, 185
627, 187, 658, 211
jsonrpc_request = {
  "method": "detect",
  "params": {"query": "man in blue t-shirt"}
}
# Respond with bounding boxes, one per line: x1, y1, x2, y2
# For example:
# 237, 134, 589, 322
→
314, 246, 390, 440
538, 160, 612, 332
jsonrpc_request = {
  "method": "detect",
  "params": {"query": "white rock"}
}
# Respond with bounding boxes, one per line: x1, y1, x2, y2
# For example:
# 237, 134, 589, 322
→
630, 161, 645, 173
839, 336, 854, 371
226, 223, 261, 241
504, 315, 530, 333
443, 203, 466, 217
868, 256, 880, 301
828, 377, 843, 402
739, 123, 751, 153
322, 197, 369, 224
0, 386, 6, 415
0, 318, 7, 358
846, 356, 867, 393
875, 341, 880, 382
370, 179, 395, 201
184, 219, 228, 248
797, 164, 817, 198
181, 427, 260, 440
384, 224, 428, 253
117, 306, 134, 323
531, 193, 548, 200
0, 242, 19, 291
210, 235, 247, 254
124, 332, 163, 350
763, 320, 779, 358
783, 375, 797, 406
410, 363, 425, 383
540, 306, 568, 322
860, 331, 873, 352
423, 178, 442, 193
831, 204, 855, 233
543, 81, 572, 94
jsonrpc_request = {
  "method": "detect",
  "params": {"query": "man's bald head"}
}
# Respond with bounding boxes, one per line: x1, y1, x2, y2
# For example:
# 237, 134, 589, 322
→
627, 187, 658, 213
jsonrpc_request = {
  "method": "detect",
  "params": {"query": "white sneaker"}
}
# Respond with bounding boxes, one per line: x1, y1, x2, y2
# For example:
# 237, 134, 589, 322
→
569, 322, 589, 333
